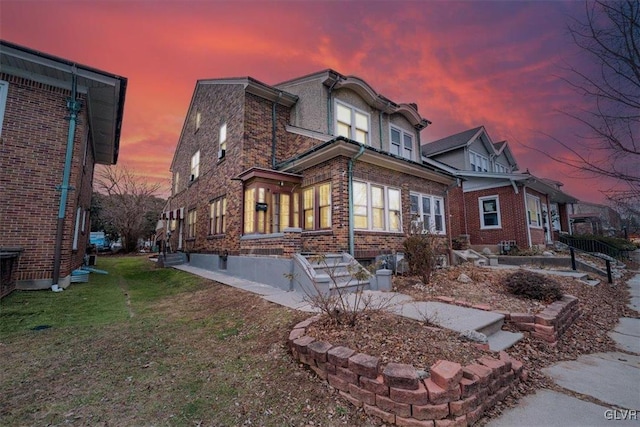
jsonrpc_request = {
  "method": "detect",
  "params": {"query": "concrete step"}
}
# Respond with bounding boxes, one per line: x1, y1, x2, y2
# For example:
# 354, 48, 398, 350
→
487, 330, 524, 352
477, 317, 505, 337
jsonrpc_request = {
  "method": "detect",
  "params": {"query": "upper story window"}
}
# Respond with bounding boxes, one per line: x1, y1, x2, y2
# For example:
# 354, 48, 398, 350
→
390, 127, 414, 160
336, 101, 369, 144
174, 172, 180, 195
410, 193, 446, 234
195, 112, 201, 131
191, 150, 200, 180
479, 195, 501, 229
303, 182, 331, 230
210, 196, 226, 235
469, 150, 488, 172
219, 123, 227, 151
526, 194, 542, 228
494, 163, 509, 173
0, 80, 8, 138
353, 181, 401, 232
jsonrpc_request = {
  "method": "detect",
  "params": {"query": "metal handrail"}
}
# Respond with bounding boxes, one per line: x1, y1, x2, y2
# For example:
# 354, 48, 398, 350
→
558, 235, 626, 260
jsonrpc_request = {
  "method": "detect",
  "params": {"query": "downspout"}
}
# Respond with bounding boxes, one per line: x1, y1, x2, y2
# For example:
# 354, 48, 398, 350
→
271, 91, 282, 169
523, 186, 532, 248
444, 178, 460, 263
348, 144, 366, 256
52, 68, 82, 287
327, 77, 340, 134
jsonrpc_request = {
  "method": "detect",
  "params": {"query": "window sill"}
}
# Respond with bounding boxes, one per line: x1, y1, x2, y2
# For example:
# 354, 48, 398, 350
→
301, 229, 333, 235
207, 234, 226, 240
480, 226, 502, 230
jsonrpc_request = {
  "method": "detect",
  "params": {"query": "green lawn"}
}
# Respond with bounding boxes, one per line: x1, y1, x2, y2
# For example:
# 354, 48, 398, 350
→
0, 256, 373, 426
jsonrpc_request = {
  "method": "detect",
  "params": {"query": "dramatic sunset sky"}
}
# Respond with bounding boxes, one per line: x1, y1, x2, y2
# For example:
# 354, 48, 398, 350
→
1, 0, 615, 203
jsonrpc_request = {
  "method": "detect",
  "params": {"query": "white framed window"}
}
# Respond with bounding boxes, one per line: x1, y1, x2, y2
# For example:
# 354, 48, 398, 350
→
479, 196, 501, 229
0, 80, 8, 138
469, 150, 489, 172
494, 163, 509, 174
210, 196, 226, 235
219, 122, 227, 151
302, 182, 331, 230
390, 126, 414, 160
174, 172, 180, 195
72, 207, 82, 250
353, 181, 402, 232
190, 150, 200, 180
187, 209, 197, 238
195, 111, 201, 131
526, 194, 542, 228
410, 193, 446, 234
335, 101, 369, 144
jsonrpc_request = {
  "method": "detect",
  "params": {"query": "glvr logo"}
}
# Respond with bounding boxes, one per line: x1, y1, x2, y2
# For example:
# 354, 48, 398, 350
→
604, 409, 638, 420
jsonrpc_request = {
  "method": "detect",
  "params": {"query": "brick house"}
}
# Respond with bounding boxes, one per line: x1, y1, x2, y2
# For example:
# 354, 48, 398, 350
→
0, 40, 127, 296
569, 201, 622, 236
422, 126, 577, 252
163, 69, 456, 291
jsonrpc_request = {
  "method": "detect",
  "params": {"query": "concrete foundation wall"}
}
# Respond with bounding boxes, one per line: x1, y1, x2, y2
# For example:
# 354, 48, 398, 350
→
189, 253, 293, 291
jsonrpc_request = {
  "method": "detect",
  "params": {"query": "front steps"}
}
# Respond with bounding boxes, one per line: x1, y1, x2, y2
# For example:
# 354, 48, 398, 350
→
158, 252, 187, 267
292, 253, 372, 295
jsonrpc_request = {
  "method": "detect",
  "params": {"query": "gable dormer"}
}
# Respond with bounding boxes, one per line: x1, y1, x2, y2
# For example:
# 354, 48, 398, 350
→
422, 126, 519, 173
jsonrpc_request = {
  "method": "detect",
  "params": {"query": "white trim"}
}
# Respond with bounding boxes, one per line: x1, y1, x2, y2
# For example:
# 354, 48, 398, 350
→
526, 193, 543, 229
335, 99, 370, 145
72, 207, 82, 250
353, 180, 402, 232
0, 80, 8, 138
479, 195, 501, 229
409, 192, 446, 235
523, 188, 532, 247
390, 125, 415, 161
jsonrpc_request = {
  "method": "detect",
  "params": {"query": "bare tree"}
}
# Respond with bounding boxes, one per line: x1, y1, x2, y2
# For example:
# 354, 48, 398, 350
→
536, 1, 639, 211
95, 165, 163, 253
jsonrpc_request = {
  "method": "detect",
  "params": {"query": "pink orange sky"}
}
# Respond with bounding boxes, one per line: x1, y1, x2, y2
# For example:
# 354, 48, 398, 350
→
1, 0, 615, 203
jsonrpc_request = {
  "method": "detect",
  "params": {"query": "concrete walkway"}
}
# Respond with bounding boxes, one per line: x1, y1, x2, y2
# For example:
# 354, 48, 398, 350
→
489, 271, 640, 427
174, 264, 521, 350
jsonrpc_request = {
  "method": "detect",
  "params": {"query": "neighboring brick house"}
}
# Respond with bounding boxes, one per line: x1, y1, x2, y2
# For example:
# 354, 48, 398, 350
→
163, 69, 456, 289
0, 40, 127, 296
422, 126, 578, 251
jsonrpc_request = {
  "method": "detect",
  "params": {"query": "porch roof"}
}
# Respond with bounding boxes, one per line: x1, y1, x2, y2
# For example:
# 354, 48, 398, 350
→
276, 136, 456, 185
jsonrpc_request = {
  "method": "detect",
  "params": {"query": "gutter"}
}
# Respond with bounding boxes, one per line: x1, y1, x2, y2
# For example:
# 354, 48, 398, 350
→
52, 68, 82, 287
348, 144, 366, 256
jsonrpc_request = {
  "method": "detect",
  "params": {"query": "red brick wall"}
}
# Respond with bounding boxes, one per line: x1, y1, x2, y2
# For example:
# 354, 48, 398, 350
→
1, 73, 92, 286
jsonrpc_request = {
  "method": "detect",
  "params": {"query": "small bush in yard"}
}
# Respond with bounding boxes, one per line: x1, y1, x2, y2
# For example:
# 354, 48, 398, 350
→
505, 271, 563, 302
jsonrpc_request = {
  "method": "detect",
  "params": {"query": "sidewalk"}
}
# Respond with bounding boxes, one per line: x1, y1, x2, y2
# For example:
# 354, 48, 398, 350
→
174, 264, 522, 350
488, 272, 640, 427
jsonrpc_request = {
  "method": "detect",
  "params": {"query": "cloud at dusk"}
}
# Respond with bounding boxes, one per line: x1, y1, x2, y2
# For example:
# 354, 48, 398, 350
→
1, 0, 615, 203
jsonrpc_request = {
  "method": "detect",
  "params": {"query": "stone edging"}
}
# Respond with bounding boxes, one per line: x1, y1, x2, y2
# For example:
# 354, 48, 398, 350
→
289, 316, 527, 426
436, 295, 580, 346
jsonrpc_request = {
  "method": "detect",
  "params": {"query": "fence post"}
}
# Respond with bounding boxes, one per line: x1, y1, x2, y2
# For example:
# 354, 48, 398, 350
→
606, 260, 613, 284
570, 247, 576, 271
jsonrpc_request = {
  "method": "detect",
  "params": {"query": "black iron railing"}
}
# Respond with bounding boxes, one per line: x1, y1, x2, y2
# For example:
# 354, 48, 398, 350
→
558, 235, 627, 261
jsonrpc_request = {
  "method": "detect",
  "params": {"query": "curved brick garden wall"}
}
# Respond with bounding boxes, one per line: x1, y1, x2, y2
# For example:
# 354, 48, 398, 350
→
289, 316, 528, 426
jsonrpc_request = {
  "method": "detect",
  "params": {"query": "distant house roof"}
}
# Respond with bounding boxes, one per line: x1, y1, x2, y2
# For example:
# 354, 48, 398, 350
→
422, 126, 519, 171
421, 126, 484, 156
0, 39, 127, 165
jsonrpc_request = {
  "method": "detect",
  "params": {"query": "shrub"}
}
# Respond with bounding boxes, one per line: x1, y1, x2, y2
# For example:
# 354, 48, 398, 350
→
505, 271, 563, 302
403, 230, 446, 284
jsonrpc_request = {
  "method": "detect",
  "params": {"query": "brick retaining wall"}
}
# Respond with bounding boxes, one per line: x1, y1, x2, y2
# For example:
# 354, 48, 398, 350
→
289, 316, 527, 426
503, 295, 580, 345
436, 295, 581, 346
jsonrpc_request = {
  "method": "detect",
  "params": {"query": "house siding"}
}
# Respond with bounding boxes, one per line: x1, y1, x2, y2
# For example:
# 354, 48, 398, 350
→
0, 73, 91, 288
